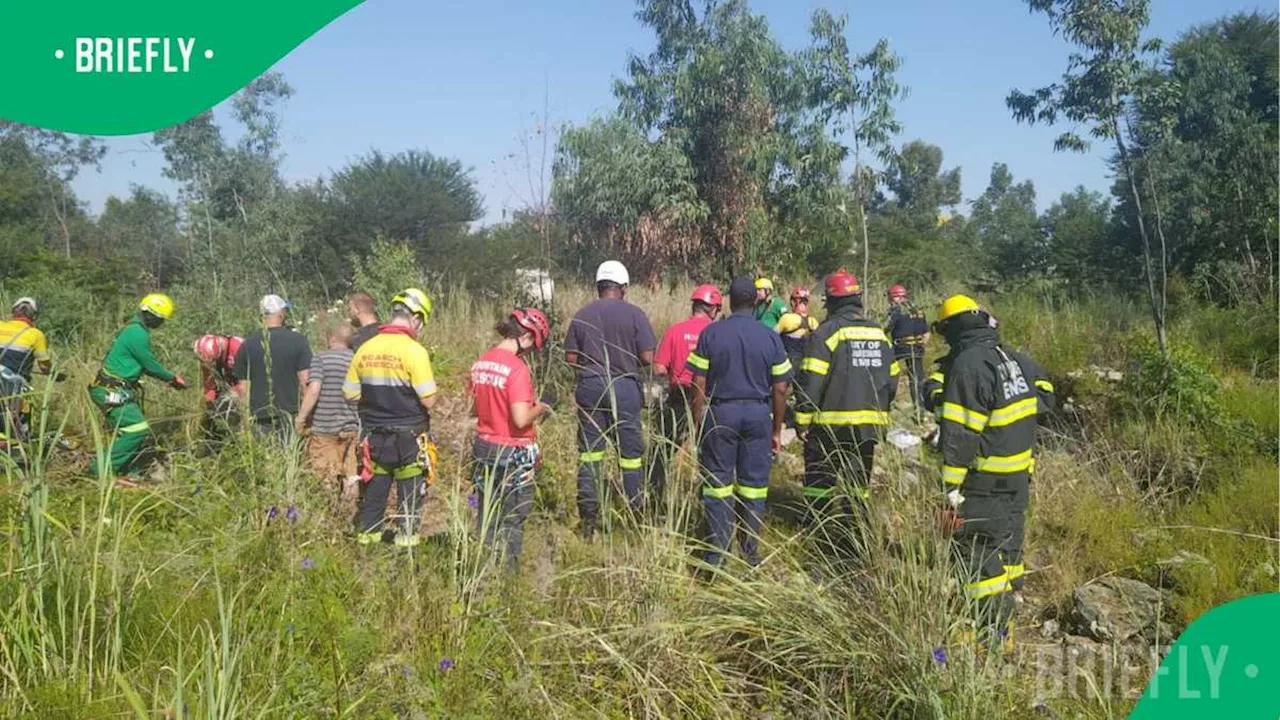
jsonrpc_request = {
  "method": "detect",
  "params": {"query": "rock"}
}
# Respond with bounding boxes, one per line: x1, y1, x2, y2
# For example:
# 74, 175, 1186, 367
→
1040, 618, 1061, 639
1068, 576, 1166, 642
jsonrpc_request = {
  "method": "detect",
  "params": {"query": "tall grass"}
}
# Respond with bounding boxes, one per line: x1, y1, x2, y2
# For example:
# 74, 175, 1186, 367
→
0, 282, 1273, 718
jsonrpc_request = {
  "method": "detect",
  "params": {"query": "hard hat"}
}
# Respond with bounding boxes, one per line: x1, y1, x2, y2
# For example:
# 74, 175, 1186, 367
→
227, 336, 244, 361
391, 287, 432, 323
595, 261, 630, 286
511, 307, 550, 350
888, 284, 908, 300
11, 296, 38, 316
790, 287, 811, 302
139, 293, 175, 320
776, 313, 805, 334
937, 294, 981, 323
690, 284, 723, 307
754, 277, 774, 291
823, 269, 861, 298
194, 334, 230, 363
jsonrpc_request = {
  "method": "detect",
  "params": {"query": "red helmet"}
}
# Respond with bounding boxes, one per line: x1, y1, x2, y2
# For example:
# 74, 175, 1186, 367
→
511, 308, 550, 350
824, 269, 862, 298
790, 287, 811, 303
226, 336, 243, 363
193, 334, 229, 363
690, 284, 722, 307
888, 284, 908, 300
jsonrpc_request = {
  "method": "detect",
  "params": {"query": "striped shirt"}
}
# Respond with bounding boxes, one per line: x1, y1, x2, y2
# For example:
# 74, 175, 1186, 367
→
308, 348, 359, 434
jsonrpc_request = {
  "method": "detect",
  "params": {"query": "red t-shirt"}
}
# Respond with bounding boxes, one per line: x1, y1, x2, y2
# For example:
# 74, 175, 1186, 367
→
469, 346, 536, 446
654, 314, 713, 387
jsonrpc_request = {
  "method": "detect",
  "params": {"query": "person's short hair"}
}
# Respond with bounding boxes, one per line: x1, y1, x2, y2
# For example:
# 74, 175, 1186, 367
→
596, 280, 622, 294
349, 291, 376, 314
328, 323, 353, 344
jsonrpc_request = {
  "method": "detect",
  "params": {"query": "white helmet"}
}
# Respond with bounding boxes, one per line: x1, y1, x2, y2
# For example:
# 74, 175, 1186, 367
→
595, 260, 630, 286
11, 297, 37, 315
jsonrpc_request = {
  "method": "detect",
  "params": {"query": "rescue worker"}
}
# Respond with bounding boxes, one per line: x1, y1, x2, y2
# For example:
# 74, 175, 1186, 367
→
884, 284, 930, 411
686, 277, 792, 567
775, 287, 819, 367
193, 333, 243, 448
753, 277, 787, 328
88, 294, 189, 484
343, 288, 438, 547
929, 294, 1054, 641
0, 297, 56, 447
468, 307, 553, 570
564, 260, 655, 539
650, 284, 722, 509
794, 270, 898, 528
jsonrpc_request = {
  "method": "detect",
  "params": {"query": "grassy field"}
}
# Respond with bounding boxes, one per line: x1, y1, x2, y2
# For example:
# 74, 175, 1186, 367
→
1, 283, 1275, 718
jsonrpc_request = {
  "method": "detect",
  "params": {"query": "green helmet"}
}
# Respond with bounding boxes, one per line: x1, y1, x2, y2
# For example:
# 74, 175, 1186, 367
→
391, 288, 432, 324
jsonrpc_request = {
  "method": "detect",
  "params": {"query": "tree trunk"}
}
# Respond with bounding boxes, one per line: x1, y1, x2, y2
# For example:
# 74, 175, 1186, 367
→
860, 202, 870, 286
1112, 117, 1167, 358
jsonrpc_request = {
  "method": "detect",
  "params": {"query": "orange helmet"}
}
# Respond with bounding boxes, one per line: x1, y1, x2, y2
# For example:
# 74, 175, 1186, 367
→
511, 308, 550, 350
824, 269, 861, 298
888, 284, 908, 300
690, 284, 723, 307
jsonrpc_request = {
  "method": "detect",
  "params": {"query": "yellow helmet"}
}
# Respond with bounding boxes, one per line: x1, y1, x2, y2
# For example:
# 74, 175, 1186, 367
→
936, 294, 980, 323
391, 287, 432, 323
139, 293, 175, 320
754, 277, 774, 291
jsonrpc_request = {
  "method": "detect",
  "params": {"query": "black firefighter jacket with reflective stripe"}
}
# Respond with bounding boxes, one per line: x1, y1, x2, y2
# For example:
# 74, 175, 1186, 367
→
795, 308, 898, 440
935, 327, 1055, 491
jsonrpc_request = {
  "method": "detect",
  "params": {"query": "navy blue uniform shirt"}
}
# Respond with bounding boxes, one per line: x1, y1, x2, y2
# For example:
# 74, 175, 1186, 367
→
686, 310, 793, 401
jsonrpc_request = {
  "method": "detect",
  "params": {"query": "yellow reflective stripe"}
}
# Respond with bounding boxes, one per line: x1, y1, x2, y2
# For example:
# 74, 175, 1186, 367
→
967, 572, 1012, 598
974, 449, 1033, 473
803, 485, 835, 498
771, 359, 793, 377
811, 410, 890, 426
686, 353, 709, 370
702, 484, 734, 499
580, 450, 606, 463
735, 484, 768, 500
889, 360, 901, 377
342, 380, 362, 400
928, 372, 945, 383
393, 534, 422, 547
618, 456, 643, 470
800, 357, 830, 375
987, 397, 1037, 427
392, 464, 423, 480
1034, 379, 1054, 393
825, 326, 890, 352
794, 411, 813, 426
119, 421, 150, 434
1028, 457, 1037, 476
355, 532, 381, 545
941, 465, 968, 486
941, 402, 988, 432
1004, 563, 1026, 581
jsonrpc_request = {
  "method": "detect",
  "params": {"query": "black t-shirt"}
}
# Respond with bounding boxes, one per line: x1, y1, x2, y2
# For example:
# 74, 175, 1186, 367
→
234, 326, 313, 421
350, 322, 382, 351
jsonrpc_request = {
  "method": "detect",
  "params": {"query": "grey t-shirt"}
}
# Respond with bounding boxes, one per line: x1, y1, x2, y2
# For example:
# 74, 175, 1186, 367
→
564, 298, 656, 379
308, 348, 359, 434
234, 327, 313, 421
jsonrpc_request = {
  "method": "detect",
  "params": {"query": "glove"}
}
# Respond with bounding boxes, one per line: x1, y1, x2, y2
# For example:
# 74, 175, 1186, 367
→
170, 375, 189, 390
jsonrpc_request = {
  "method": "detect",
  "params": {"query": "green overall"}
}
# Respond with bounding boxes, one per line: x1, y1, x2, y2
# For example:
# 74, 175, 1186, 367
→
89, 316, 175, 476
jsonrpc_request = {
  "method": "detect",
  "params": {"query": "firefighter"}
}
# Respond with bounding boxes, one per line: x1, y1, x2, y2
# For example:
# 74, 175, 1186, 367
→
0, 297, 57, 448
344, 288, 438, 547
88, 294, 189, 485
794, 270, 898, 531
775, 287, 819, 367
650, 284, 721, 510
193, 334, 243, 448
564, 261, 656, 539
686, 277, 792, 567
884, 284, 929, 411
931, 294, 1054, 641
753, 277, 787, 328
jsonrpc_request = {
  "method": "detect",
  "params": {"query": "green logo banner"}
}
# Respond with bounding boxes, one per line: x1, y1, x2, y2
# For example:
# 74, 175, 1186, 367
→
0, 0, 363, 135
1128, 592, 1278, 717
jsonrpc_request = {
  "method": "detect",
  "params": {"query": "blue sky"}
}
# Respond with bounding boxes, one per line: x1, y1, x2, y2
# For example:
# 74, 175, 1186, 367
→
73, 0, 1265, 224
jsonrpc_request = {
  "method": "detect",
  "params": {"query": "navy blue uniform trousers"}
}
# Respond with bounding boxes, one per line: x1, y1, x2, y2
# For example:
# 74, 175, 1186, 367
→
575, 375, 645, 534
699, 400, 772, 566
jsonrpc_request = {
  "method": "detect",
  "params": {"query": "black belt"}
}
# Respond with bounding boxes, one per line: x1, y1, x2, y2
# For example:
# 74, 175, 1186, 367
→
94, 370, 135, 389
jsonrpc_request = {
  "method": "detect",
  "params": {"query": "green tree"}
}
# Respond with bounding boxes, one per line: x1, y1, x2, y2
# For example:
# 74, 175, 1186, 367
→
969, 163, 1041, 280
0, 122, 104, 259
96, 186, 184, 288
881, 140, 961, 231
1007, 0, 1170, 355
1040, 186, 1113, 285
